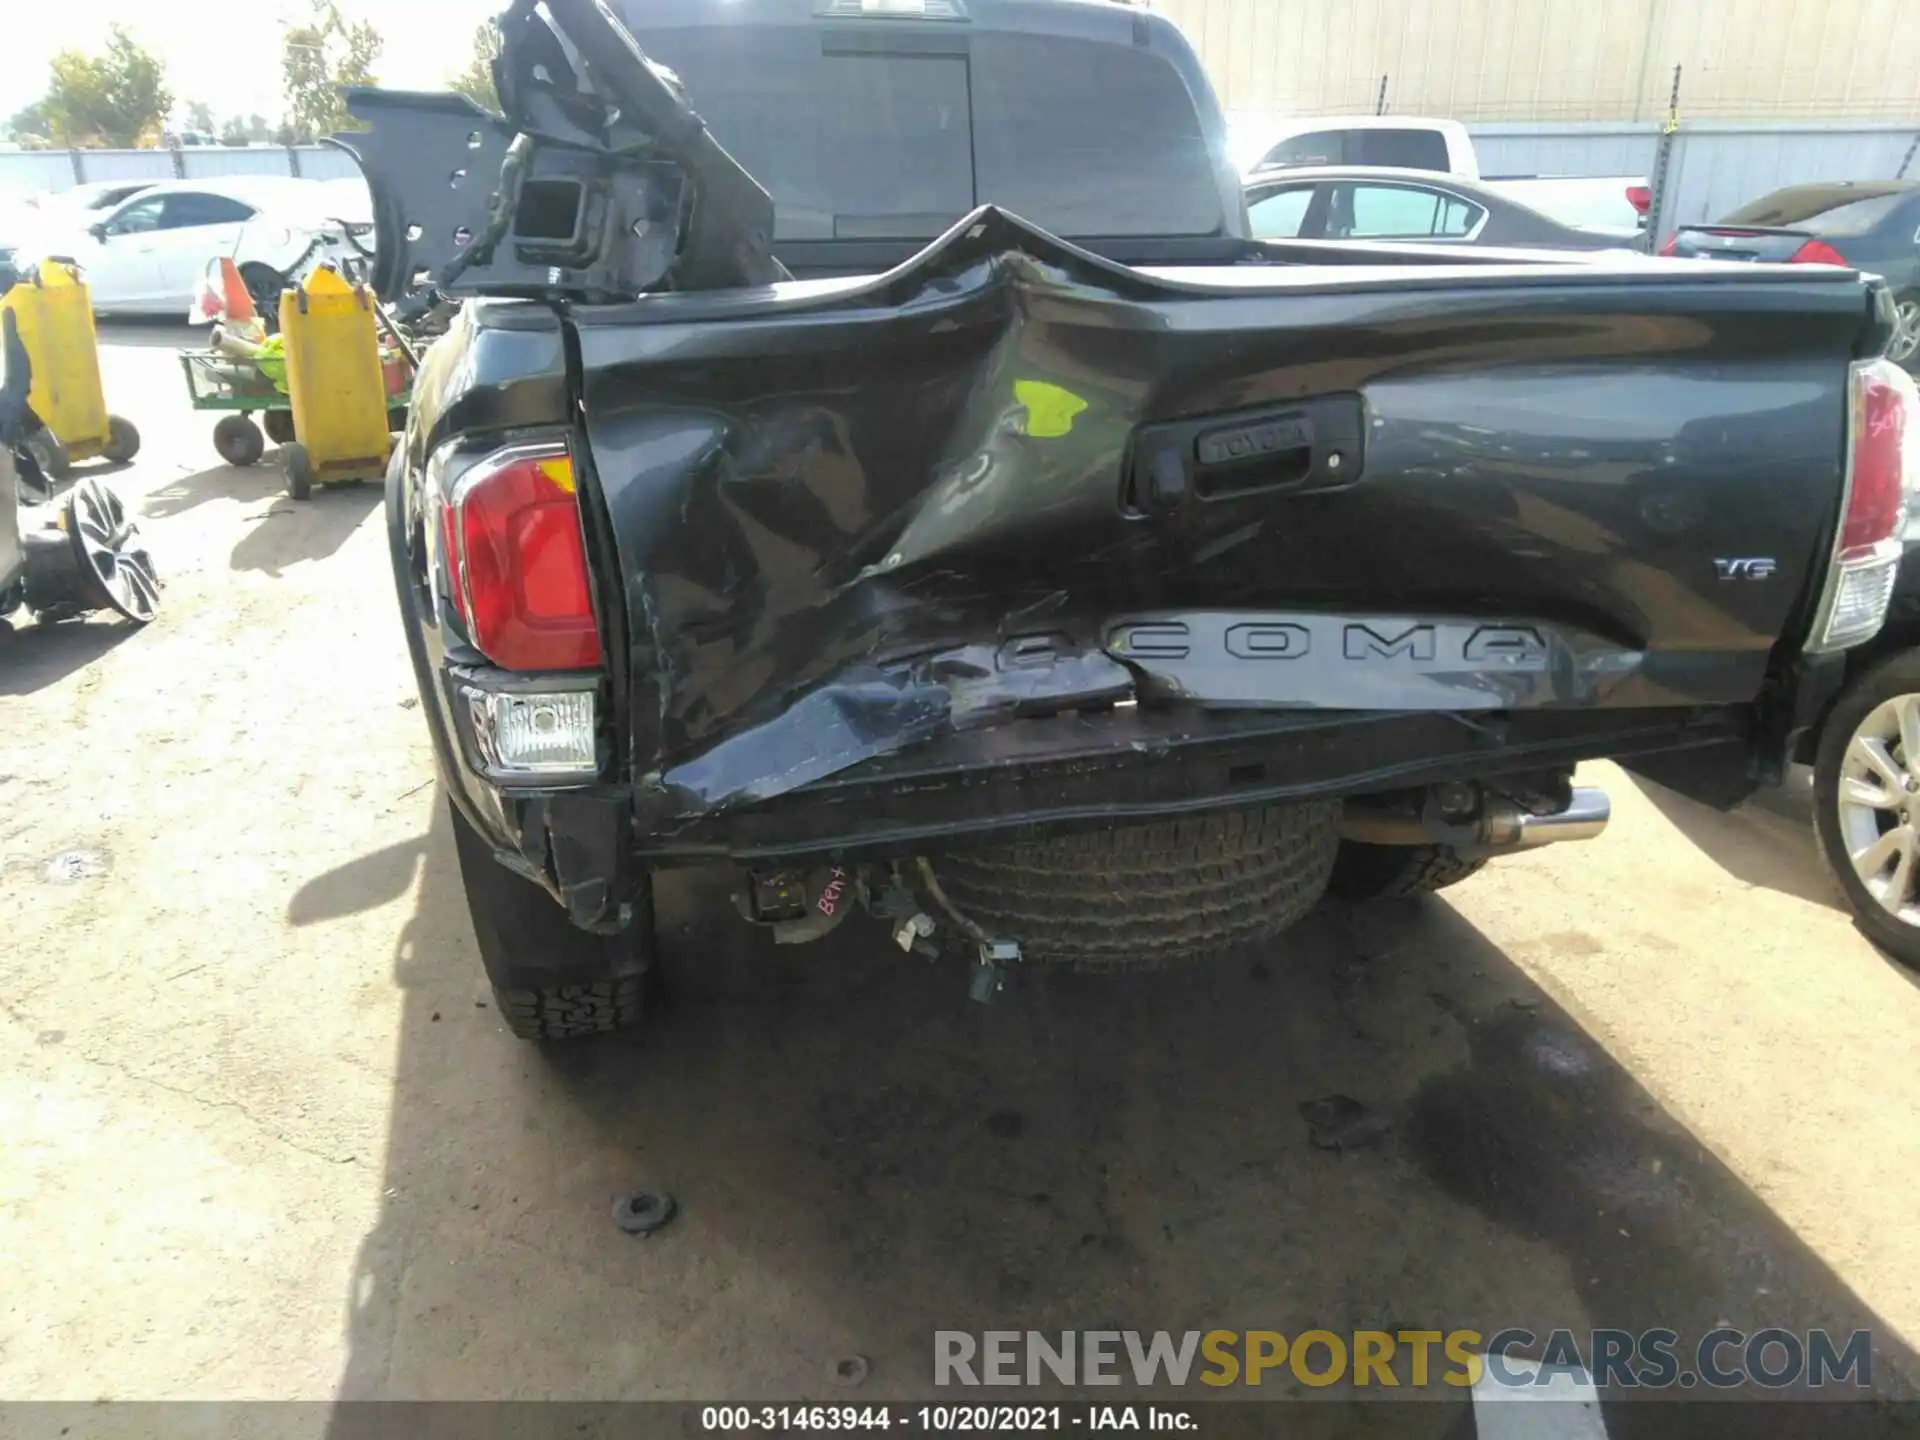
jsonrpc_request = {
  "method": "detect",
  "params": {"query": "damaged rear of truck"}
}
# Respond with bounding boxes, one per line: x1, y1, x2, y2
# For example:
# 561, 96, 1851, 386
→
351, 0, 1917, 1038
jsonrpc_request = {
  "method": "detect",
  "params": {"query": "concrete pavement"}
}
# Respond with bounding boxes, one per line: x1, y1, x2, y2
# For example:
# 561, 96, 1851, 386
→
1, 334, 1917, 1424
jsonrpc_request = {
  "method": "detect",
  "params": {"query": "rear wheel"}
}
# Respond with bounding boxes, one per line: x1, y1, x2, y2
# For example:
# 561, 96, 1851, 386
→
213, 415, 264, 468
1327, 841, 1489, 901
240, 264, 285, 333
283, 441, 314, 500
448, 798, 656, 1040
1889, 292, 1920, 370
102, 414, 140, 464
930, 802, 1341, 972
1814, 650, 1920, 970
263, 409, 296, 446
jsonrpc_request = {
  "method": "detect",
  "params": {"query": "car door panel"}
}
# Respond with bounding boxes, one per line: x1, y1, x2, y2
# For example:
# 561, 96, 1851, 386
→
82, 196, 168, 312
151, 194, 258, 310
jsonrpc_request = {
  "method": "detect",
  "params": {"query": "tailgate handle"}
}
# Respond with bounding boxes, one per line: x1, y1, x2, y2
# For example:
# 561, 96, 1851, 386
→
1192, 412, 1315, 499
1126, 396, 1364, 515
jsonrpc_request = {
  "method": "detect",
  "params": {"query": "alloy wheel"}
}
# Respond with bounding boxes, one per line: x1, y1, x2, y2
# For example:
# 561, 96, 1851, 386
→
1836, 691, 1920, 924
66, 476, 160, 624
1889, 300, 1920, 366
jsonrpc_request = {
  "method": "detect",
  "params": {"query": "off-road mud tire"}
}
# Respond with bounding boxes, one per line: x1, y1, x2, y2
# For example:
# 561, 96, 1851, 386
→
449, 797, 654, 1041
490, 977, 649, 1041
1327, 842, 1490, 901
930, 802, 1341, 972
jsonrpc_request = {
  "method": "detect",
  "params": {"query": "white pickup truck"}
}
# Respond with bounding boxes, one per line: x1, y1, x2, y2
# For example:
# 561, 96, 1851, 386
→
1233, 114, 1650, 240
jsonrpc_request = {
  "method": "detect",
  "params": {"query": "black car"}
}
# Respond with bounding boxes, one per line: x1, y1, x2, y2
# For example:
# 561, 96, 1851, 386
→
1243, 165, 1629, 251
1664, 181, 1920, 364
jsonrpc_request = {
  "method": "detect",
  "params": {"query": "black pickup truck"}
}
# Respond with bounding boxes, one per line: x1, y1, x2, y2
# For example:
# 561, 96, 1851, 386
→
347, 0, 1916, 1038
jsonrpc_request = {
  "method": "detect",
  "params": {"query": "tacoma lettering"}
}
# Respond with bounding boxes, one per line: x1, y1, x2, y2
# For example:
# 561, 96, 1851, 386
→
1343, 623, 1437, 662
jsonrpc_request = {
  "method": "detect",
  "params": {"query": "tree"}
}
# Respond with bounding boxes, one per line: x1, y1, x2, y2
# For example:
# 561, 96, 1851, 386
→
184, 100, 216, 135
218, 112, 274, 147
41, 26, 173, 147
4, 100, 52, 146
282, 1, 382, 142
449, 23, 502, 113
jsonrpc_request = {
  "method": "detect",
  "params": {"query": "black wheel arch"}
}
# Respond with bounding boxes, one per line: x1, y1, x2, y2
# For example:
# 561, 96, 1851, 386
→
1794, 610, 1920, 766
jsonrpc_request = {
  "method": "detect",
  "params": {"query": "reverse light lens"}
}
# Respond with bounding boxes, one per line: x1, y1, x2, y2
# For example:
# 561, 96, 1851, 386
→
442, 444, 602, 671
464, 687, 597, 776
1822, 560, 1901, 650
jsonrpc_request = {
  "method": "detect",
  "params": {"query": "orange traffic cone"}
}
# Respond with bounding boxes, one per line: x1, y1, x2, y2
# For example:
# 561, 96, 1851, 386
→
219, 257, 257, 325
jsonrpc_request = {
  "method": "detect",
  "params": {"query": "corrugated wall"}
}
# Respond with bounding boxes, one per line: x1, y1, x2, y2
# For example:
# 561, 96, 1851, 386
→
1653, 121, 1920, 225
1153, 0, 1920, 122
0, 146, 364, 194
1465, 120, 1920, 232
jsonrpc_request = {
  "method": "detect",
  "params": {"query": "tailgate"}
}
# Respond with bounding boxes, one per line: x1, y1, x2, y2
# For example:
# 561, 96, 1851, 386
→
571, 214, 1878, 808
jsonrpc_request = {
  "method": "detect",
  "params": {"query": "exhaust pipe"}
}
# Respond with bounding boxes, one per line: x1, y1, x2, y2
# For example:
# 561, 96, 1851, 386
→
1341, 786, 1611, 853
1492, 786, 1611, 849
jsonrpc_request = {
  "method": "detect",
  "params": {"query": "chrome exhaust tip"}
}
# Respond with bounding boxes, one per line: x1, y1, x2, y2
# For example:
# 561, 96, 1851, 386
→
1339, 786, 1611, 852
1508, 786, 1611, 849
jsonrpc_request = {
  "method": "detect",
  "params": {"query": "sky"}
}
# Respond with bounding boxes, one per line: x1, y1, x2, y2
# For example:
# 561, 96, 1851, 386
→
9, 0, 503, 128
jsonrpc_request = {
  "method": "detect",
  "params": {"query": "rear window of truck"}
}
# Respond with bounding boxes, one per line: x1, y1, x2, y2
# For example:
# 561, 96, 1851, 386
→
630, 20, 1227, 240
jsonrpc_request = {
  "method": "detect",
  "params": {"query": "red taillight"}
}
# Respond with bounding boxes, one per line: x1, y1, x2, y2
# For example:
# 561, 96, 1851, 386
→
1843, 362, 1913, 560
1626, 185, 1652, 216
1811, 358, 1916, 651
1789, 238, 1849, 266
440, 445, 602, 671
1658, 234, 1677, 256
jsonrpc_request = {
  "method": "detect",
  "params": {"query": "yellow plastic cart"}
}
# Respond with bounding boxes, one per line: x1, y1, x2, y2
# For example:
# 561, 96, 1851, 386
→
276, 265, 394, 501
0, 259, 140, 479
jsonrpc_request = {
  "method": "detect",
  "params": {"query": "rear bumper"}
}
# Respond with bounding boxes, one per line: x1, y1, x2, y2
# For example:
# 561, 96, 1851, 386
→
422, 612, 1849, 899
403, 529, 1843, 918
634, 704, 1737, 864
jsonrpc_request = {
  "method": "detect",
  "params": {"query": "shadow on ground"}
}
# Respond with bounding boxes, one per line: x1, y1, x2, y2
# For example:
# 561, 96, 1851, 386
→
141, 461, 288, 520
1628, 769, 1840, 913
228, 477, 382, 575
0, 615, 140, 696
297, 805, 1917, 1437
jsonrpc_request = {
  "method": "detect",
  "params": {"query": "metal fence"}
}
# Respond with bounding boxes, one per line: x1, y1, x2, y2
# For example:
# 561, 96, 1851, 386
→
1228, 115, 1920, 238
0, 146, 363, 194
1468, 119, 1920, 240
8, 120, 1920, 241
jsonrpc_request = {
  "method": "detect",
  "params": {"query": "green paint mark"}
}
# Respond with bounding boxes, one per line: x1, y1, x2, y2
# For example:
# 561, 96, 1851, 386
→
1015, 379, 1088, 439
